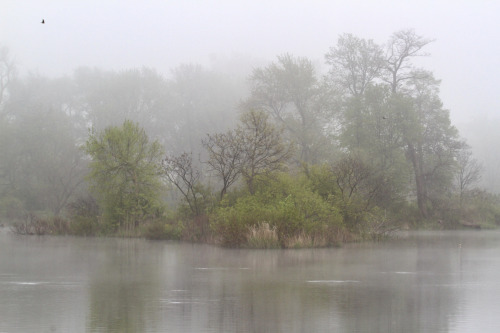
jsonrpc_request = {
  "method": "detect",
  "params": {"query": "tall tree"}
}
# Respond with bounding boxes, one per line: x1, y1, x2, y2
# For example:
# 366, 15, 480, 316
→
455, 147, 482, 207
0, 74, 86, 217
325, 33, 385, 97
392, 73, 461, 218
246, 54, 329, 164
384, 29, 434, 94
165, 64, 242, 157
74, 67, 168, 138
0, 46, 16, 112
325, 30, 464, 220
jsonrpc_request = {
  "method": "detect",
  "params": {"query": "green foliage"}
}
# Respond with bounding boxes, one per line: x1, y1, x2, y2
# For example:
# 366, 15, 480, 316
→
458, 190, 500, 228
143, 219, 184, 240
211, 172, 343, 247
66, 196, 100, 236
85, 120, 165, 233
0, 195, 26, 220
307, 164, 339, 200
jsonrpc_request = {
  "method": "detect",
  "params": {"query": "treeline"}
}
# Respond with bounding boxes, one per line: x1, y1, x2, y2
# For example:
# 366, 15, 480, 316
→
1, 30, 499, 247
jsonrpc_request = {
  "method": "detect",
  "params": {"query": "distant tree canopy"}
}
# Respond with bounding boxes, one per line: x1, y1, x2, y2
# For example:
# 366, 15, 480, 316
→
0, 29, 494, 242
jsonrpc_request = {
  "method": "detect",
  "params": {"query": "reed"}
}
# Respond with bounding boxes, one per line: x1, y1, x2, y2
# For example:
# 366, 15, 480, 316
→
246, 223, 280, 249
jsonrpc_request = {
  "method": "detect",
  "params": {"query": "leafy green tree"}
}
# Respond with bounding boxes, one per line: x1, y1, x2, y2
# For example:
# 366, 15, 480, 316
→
394, 74, 462, 218
325, 30, 463, 220
85, 120, 164, 232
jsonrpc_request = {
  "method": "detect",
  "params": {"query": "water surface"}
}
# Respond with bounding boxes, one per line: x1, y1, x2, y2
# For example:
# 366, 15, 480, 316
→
1, 229, 500, 332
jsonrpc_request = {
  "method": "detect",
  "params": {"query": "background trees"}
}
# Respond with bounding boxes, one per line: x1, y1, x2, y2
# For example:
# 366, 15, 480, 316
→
324, 29, 466, 221
1, 29, 495, 242
0, 74, 86, 219
245, 54, 332, 164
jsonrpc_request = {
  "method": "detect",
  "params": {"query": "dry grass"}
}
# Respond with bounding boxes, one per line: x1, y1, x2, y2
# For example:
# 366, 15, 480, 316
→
246, 223, 281, 249
282, 232, 329, 249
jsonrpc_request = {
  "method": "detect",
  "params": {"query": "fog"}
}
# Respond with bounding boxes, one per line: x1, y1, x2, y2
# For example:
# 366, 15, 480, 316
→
2, 1, 499, 122
1, 0, 500, 191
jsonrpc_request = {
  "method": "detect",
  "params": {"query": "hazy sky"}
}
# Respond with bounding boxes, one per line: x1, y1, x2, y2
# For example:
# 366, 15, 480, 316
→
1, 0, 499, 125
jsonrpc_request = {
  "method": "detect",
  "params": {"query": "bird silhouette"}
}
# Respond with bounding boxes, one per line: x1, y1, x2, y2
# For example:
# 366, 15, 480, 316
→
41, 19, 45, 24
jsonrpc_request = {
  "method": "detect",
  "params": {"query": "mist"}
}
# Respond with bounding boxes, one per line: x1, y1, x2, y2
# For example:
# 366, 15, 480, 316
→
2, 0, 499, 121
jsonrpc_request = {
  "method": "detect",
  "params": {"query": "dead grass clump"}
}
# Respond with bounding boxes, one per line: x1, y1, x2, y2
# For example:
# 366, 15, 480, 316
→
246, 223, 280, 249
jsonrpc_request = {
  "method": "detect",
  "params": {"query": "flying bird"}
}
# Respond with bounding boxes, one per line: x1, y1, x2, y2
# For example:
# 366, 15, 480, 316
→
41, 19, 45, 24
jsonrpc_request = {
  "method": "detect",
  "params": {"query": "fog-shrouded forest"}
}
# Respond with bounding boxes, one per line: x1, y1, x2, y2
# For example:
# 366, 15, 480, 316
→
1, 27, 499, 247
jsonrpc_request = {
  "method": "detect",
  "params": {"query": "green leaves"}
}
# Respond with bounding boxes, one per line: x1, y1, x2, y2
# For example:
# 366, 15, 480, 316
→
85, 120, 164, 232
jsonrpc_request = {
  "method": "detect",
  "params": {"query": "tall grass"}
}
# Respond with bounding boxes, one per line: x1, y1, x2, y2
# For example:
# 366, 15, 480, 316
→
246, 223, 280, 249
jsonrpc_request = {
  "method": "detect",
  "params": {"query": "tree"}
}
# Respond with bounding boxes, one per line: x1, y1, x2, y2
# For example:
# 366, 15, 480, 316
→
0, 46, 16, 112
237, 110, 294, 194
396, 73, 461, 218
85, 120, 164, 232
384, 29, 434, 94
246, 54, 329, 164
74, 67, 168, 138
325, 33, 384, 97
455, 147, 482, 206
325, 30, 462, 220
162, 152, 209, 216
202, 131, 243, 200
165, 64, 242, 157
0, 74, 87, 217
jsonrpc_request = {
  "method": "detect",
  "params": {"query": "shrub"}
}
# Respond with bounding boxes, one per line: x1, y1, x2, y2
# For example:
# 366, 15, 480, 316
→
67, 196, 100, 236
143, 219, 184, 240
211, 172, 344, 248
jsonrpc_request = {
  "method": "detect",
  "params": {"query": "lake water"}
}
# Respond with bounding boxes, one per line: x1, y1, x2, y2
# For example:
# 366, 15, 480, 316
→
1, 229, 500, 332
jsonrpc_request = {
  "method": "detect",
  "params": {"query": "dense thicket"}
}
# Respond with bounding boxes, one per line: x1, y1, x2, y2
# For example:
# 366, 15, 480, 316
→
1, 30, 498, 245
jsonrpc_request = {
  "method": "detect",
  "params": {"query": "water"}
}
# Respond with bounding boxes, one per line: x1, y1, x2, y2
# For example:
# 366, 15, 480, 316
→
1, 229, 500, 332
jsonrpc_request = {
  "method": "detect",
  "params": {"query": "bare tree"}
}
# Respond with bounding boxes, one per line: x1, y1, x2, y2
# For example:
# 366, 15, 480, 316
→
325, 33, 385, 96
162, 152, 207, 216
385, 29, 434, 93
202, 131, 243, 199
455, 148, 482, 206
237, 110, 294, 194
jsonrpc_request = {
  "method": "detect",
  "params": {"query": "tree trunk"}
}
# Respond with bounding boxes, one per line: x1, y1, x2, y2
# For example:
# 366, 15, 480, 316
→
407, 143, 428, 219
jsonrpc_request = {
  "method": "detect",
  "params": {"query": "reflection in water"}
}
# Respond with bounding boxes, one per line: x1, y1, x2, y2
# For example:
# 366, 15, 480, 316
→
1, 231, 500, 332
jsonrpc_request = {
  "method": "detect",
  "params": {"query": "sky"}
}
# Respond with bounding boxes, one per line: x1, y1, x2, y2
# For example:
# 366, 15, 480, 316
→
1, 0, 499, 127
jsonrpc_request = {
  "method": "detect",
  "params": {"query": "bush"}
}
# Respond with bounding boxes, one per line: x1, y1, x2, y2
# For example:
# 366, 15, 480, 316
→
66, 196, 100, 236
143, 219, 184, 240
211, 172, 344, 248
0, 195, 26, 220
10, 214, 70, 235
